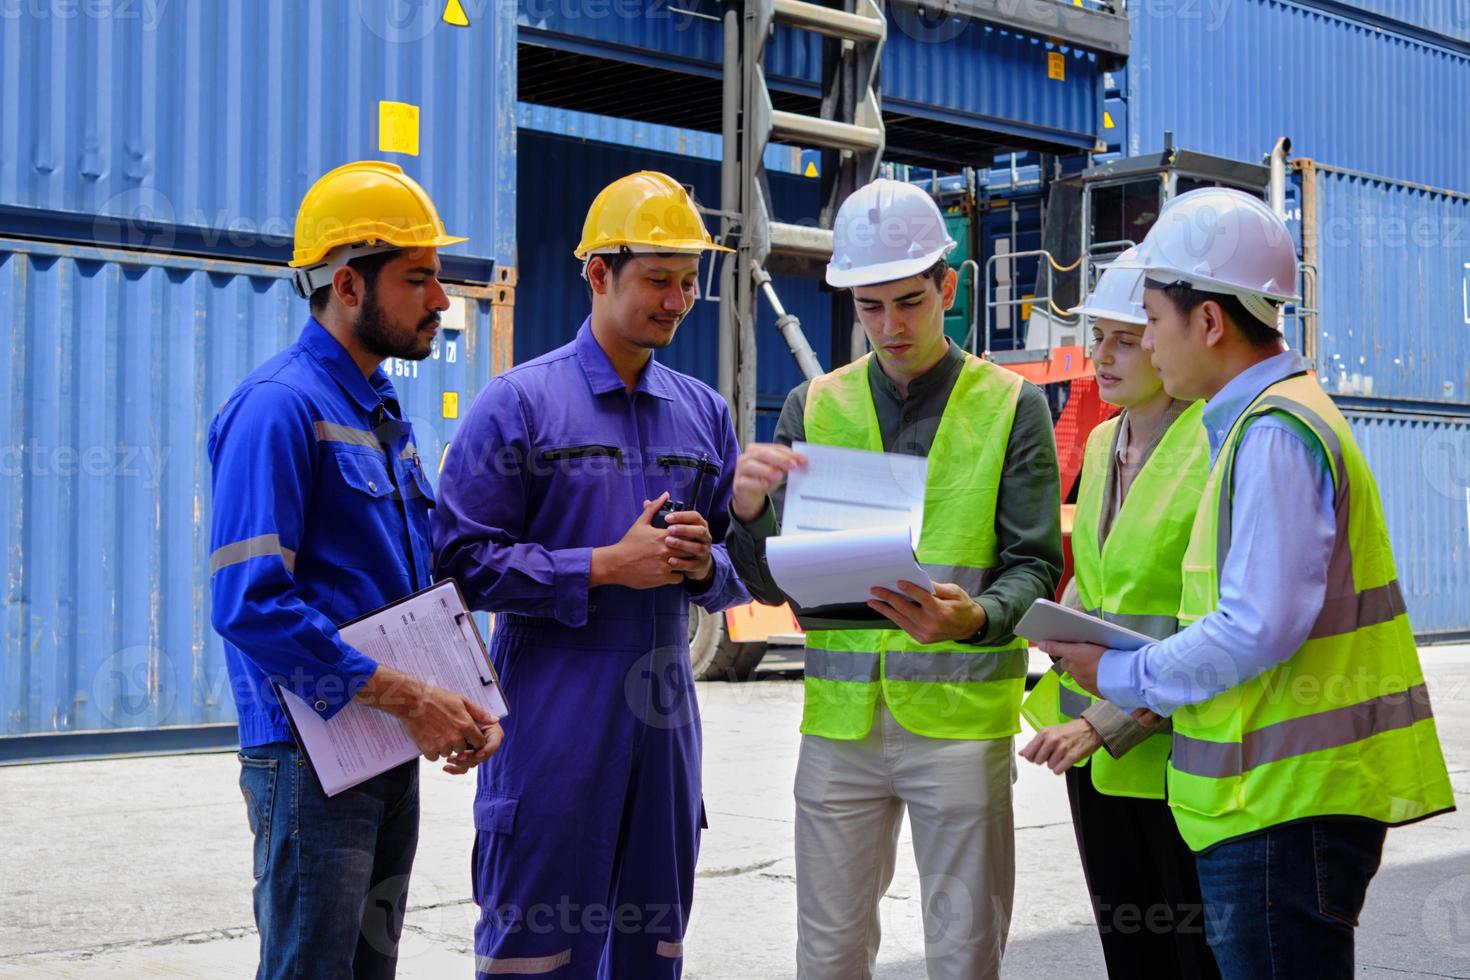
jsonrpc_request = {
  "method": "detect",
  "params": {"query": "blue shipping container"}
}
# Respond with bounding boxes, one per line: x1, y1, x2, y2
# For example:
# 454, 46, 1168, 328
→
1347, 409, 1470, 639
0, 0, 516, 266
519, 0, 1100, 152
1320, 0, 1470, 46
1128, 0, 1470, 191
1292, 162, 1470, 406
515, 129, 832, 431
0, 237, 507, 749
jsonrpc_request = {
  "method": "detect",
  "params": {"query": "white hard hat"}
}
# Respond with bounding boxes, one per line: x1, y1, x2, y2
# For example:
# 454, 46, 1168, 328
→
826, 179, 957, 289
1129, 187, 1299, 325
1070, 248, 1147, 325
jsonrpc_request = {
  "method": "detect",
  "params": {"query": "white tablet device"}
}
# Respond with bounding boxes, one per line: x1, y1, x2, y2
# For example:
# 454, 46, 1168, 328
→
1013, 598, 1154, 651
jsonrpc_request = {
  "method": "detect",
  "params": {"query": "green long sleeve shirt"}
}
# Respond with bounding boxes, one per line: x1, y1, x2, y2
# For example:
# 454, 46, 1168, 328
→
726, 341, 1064, 646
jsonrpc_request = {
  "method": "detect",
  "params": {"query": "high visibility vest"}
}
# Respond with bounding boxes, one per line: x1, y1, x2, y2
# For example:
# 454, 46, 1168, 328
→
800, 352, 1029, 740
1167, 372, 1455, 851
1021, 401, 1209, 799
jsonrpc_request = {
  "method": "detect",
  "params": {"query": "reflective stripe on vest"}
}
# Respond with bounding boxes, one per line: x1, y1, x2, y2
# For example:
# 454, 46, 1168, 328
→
1167, 375, 1454, 852
1022, 402, 1208, 799
800, 352, 1028, 741
1172, 683, 1434, 779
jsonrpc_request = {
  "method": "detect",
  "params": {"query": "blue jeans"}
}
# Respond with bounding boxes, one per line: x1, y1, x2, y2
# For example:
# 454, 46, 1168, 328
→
1194, 818, 1386, 980
238, 742, 420, 980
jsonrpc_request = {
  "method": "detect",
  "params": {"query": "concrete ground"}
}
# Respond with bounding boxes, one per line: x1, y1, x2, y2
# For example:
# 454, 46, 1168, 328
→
2, 646, 1469, 979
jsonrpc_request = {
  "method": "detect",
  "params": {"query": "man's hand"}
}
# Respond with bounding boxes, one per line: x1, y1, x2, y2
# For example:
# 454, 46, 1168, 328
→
867, 581, 986, 646
663, 509, 714, 582
442, 720, 505, 775
357, 667, 502, 766
731, 444, 807, 523
1038, 640, 1108, 698
591, 494, 684, 590
1019, 719, 1104, 773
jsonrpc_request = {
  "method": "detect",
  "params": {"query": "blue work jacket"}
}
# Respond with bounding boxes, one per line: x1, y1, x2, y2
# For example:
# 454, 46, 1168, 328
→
208, 318, 434, 747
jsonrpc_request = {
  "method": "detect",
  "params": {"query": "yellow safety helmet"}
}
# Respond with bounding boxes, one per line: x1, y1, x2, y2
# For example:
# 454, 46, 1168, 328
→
573, 171, 732, 261
289, 160, 467, 298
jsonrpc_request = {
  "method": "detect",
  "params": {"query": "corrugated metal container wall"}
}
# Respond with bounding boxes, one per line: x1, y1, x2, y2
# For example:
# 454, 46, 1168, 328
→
1320, 0, 1470, 45
1347, 410, 1470, 638
515, 130, 831, 432
1128, 0, 1470, 190
1292, 163, 1470, 406
0, 239, 504, 743
518, 0, 1100, 148
0, 0, 515, 264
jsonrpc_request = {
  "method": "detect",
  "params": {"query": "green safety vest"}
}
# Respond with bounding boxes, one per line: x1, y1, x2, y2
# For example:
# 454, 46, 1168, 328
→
800, 352, 1029, 740
1167, 372, 1456, 851
1021, 401, 1210, 799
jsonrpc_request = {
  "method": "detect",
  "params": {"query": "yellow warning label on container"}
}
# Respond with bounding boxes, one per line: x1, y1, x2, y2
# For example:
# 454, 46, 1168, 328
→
443, 391, 460, 419
1021, 295, 1035, 321
379, 101, 420, 156
803, 161, 819, 178
443, 0, 470, 26
1103, 110, 1115, 129
1047, 52, 1065, 81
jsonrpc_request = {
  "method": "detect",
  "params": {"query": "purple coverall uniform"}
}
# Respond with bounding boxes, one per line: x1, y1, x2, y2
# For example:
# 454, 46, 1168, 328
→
432, 320, 749, 979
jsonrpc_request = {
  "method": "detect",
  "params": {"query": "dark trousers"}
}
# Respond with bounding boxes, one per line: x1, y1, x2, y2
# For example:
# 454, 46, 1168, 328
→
239, 742, 420, 980
1066, 766, 1220, 980
1193, 818, 1386, 980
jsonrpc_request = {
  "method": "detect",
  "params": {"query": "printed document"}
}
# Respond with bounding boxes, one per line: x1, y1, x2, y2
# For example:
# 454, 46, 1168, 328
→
766, 442, 933, 607
278, 580, 508, 796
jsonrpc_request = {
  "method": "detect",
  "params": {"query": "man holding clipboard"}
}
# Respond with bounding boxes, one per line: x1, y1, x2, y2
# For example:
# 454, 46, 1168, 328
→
210, 162, 502, 980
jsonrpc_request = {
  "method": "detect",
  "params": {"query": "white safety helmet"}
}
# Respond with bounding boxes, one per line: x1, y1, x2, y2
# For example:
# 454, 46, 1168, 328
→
1128, 187, 1299, 327
1070, 248, 1147, 325
826, 179, 957, 289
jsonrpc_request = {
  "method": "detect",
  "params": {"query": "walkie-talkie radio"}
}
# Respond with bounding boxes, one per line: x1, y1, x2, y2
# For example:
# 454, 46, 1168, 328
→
652, 452, 711, 529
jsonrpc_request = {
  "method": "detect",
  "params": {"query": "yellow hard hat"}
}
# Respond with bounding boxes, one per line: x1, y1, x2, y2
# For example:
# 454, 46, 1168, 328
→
290, 160, 467, 269
573, 171, 732, 260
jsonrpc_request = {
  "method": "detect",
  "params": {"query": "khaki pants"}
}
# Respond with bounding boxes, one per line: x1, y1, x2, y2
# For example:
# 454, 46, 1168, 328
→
794, 703, 1016, 980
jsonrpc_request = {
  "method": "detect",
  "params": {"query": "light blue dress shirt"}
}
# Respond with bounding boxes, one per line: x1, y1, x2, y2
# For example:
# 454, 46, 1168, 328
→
1096, 351, 1337, 716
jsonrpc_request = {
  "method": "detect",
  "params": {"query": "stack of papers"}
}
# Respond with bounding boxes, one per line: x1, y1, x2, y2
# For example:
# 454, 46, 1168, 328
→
766, 442, 934, 608
278, 581, 508, 796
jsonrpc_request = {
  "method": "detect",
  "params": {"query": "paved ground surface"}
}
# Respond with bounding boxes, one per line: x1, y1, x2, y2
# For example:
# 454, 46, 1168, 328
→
3, 646, 1469, 979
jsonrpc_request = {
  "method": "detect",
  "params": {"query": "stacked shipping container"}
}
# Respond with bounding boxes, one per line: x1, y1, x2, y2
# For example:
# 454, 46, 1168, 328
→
5, 0, 1469, 759
1123, 0, 1470, 639
0, 2, 517, 757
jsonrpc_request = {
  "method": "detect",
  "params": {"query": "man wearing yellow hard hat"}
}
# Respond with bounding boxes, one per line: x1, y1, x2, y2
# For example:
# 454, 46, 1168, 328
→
434, 171, 751, 978
210, 160, 502, 979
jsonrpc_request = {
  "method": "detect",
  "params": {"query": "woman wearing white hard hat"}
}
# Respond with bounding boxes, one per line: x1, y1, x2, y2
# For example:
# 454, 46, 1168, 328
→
1020, 251, 1218, 978
726, 178, 1064, 980
1043, 188, 1454, 979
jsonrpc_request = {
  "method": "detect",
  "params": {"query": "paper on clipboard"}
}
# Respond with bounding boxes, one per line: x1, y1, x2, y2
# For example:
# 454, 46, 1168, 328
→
277, 580, 507, 797
1013, 598, 1154, 651
766, 442, 933, 607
